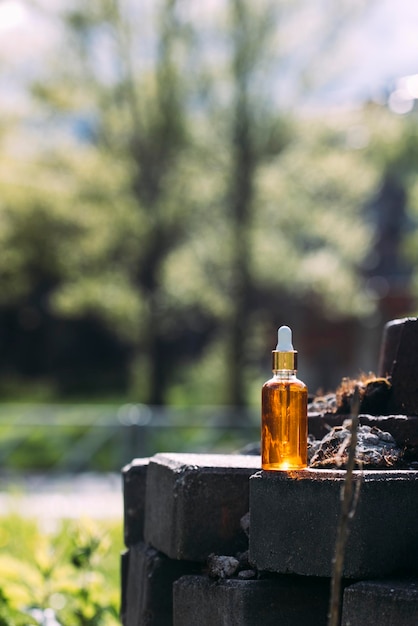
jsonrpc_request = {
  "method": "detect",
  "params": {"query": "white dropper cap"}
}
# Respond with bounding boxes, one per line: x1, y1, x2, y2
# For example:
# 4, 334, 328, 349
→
276, 325, 294, 351
272, 325, 297, 371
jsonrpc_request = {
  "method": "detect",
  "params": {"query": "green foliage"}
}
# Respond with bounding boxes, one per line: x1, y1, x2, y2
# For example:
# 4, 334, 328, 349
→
253, 112, 380, 317
0, 514, 122, 626
0, 588, 38, 626
0, 402, 260, 472
361, 105, 418, 309
1, 0, 418, 406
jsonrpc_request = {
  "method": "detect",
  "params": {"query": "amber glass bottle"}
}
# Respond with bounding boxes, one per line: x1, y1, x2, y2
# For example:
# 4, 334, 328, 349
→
261, 326, 308, 471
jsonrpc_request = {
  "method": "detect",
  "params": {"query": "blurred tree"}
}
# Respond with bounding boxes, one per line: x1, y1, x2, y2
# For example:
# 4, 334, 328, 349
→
0, 0, 395, 406
224, 0, 292, 406
362, 104, 418, 316
0, 135, 137, 392
26, 0, 219, 403
197, 0, 379, 405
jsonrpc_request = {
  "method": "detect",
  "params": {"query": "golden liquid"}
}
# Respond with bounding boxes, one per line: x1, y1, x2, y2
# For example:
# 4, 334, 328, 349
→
261, 375, 308, 471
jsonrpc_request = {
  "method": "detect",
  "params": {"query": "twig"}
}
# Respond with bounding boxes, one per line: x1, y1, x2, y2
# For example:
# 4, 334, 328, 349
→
328, 386, 362, 626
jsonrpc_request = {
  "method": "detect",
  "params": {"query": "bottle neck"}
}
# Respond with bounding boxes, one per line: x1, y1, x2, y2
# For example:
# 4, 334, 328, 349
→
272, 369, 297, 379
272, 350, 297, 371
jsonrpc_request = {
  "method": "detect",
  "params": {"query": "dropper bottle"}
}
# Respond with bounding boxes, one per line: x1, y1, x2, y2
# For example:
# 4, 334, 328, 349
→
261, 325, 308, 470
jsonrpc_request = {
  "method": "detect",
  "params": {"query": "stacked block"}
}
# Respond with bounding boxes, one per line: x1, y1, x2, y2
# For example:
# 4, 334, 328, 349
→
342, 579, 418, 626
121, 453, 261, 625
144, 453, 260, 561
122, 453, 418, 624
249, 468, 418, 578
173, 575, 330, 626
122, 456, 201, 625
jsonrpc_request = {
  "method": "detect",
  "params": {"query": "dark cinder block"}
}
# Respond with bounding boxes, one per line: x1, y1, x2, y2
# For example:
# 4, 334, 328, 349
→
122, 458, 149, 546
342, 579, 418, 626
378, 317, 418, 414
144, 453, 260, 561
249, 468, 418, 578
378, 317, 406, 378
124, 542, 200, 626
120, 550, 130, 626
173, 574, 330, 626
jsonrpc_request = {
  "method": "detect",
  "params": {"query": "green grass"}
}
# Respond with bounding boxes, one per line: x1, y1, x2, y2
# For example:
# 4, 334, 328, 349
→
0, 513, 123, 625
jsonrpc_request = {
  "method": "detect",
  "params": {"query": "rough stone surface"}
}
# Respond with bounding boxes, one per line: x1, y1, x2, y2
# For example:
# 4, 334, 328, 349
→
309, 423, 403, 468
207, 554, 240, 579
308, 413, 418, 462
249, 468, 418, 578
342, 579, 418, 626
173, 574, 330, 626
122, 458, 149, 547
144, 453, 260, 561
309, 376, 392, 417
124, 542, 201, 626
360, 414, 418, 462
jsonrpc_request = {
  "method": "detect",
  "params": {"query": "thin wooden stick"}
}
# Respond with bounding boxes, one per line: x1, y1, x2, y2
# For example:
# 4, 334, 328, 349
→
328, 386, 361, 626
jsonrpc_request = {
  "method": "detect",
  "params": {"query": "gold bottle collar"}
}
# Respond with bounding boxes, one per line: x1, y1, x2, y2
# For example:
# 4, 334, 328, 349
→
272, 350, 297, 371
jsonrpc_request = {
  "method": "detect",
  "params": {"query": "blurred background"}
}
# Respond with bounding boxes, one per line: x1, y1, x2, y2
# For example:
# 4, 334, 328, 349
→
1, 0, 418, 476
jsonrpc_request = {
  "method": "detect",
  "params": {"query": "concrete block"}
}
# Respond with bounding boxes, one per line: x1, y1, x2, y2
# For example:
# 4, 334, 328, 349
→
378, 317, 418, 414
173, 574, 330, 626
124, 542, 201, 626
122, 458, 149, 546
120, 550, 129, 625
342, 579, 418, 626
249, 468, 418, 578
144, 453, 261, 561
378, 317, 407, 378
